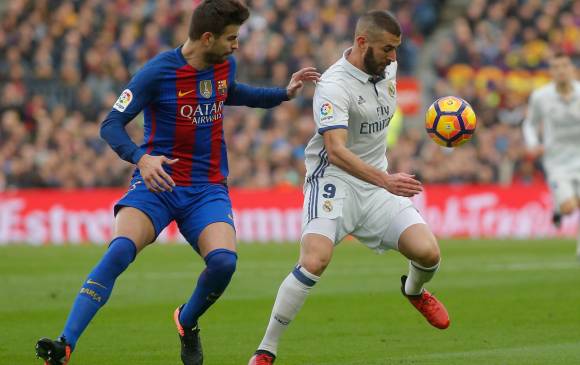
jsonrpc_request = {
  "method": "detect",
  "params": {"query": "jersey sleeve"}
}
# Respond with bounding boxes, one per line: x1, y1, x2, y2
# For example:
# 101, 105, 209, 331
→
226, 80, 289, 108
225, 56, 289, 108
522, 89, 542, 148
313, 79, 350, 134
100, 62, 160, 164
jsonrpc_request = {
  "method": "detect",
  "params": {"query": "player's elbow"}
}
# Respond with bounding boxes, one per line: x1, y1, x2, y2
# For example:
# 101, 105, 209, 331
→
325, 145, 344, 166
99, 118, 115, 142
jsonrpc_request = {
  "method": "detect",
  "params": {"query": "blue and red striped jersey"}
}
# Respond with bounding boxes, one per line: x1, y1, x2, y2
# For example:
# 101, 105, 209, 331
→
101, 46, 288, 186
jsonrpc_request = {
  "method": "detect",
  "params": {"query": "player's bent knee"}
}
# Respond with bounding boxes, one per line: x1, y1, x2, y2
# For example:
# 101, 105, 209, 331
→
300, 255, 330, 276
108, 237, 138, 267
401, 236, 440, 267
414, 235, 440, 267
418, 245, 440, 267
398, 223, 440, 265
205, 248, 238, 279
114, 207, 156, 250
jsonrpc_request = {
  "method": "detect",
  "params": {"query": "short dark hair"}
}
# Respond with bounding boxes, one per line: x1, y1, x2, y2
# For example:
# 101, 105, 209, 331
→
189, 0, 250, 40
356, 10, 401, 39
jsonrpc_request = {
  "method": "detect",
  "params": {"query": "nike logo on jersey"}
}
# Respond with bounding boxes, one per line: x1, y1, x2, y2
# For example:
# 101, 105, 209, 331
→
178, 89, 195, 97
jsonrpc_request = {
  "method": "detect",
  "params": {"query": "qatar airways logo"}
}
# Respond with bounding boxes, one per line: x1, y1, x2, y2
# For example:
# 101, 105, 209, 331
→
179, 100, 225, 125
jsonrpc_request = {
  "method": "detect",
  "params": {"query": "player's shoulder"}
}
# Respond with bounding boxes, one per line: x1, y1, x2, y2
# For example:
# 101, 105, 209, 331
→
531, 82, 556, 99
320, 61, 350, 83
317, 60, 357, 95
384, 61, 397, 81
221, 55, 237, 77
226, 55, 237, 67
128, 49, 177, 84
143, 48, 183, 70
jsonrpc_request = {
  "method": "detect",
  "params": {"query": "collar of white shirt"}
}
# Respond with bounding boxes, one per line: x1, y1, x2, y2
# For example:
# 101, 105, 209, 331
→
341, 48, 373, 84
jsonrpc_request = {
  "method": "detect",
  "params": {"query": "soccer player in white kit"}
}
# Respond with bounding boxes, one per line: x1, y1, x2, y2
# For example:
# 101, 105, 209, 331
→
523, 51, 580, 258
249, 10, 450, 365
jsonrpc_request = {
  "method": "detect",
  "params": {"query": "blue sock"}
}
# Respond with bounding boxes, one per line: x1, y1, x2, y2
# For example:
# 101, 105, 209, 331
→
61, 237, 136, 350
178, 248, 237, 328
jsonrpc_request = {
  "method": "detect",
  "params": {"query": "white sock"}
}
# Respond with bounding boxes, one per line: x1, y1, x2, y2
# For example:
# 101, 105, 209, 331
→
404, 260, 439, 296
258, 265, 319, 355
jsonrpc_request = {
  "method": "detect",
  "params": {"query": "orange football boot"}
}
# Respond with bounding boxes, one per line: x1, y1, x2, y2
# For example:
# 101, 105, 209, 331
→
248, 350, 276, 365
401, 275, 450, 329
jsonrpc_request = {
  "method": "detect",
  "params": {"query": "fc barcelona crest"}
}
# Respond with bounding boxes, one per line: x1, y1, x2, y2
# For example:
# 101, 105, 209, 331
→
199, 80, 213, 98
217, 79, 228, 95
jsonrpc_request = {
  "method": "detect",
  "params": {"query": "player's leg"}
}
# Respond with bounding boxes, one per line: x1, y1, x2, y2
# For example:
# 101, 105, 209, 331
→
36, 208, 157, 364
559, 198, 578, 216
251, 177, 348, 364
178, 222, 237, 328
61, 208, 155, 342
36, 179, 172, 364
549, 179, 576, 228
251, 221, 335, 364
560, 179, 580, 258
172, 184, 237, 365
394, 209, 449, 329
397, 222, 440, 295
559, 197, 578, 251
173, 222, 237, 365
551, 178, 580, 257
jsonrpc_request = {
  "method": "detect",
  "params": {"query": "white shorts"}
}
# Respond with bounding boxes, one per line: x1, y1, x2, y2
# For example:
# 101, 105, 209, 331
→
301, 175, 426, 252
548, 174, 580, 207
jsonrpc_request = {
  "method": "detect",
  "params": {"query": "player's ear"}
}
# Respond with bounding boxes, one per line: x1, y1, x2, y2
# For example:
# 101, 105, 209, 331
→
355, 35, 368, 51
200, 32, 215, 47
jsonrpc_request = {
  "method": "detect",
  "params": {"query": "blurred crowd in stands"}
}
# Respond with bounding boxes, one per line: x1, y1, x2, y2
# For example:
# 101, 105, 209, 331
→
0, 0, 577, 190
388, 0, 580, 186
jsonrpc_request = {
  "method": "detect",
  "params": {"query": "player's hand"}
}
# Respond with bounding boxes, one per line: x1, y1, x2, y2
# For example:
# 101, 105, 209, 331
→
382, 173, 423, 197
286, 67, 321, 99
136, 154, 178, 193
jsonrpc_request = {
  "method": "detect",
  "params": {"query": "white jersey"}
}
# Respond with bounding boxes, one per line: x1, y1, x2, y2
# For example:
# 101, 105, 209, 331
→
305, 49, 398, 186
522, 81, 580, 178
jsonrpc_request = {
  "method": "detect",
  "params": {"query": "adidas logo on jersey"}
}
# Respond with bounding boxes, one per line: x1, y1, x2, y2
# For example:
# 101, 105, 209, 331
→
357, 95, 366, 105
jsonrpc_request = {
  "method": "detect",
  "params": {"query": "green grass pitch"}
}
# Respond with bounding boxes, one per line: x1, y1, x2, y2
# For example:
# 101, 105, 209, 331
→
2, 239, 580, 364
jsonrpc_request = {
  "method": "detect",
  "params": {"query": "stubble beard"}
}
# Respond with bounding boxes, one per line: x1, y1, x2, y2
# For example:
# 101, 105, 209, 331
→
364, 47, 389, 77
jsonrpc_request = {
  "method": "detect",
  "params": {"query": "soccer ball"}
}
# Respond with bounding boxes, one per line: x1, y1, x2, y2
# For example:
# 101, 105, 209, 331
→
425, 96, 477, 147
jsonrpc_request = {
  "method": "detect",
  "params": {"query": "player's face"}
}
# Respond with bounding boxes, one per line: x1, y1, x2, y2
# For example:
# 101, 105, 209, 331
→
363, 32, 401, 77
205, 25, 240, 64
549, 56, 574, 85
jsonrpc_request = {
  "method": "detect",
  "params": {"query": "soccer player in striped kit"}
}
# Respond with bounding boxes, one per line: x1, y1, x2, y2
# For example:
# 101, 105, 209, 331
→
35, 1, 320, 364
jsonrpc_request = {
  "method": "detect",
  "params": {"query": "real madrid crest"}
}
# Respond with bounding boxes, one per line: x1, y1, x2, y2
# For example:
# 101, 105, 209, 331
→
388, 81, 396, 98
200, 80, 213, 99
323, 200, 333, 213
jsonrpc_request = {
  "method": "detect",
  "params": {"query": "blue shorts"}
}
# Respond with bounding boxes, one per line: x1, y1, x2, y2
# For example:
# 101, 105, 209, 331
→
114, 178, 234, 251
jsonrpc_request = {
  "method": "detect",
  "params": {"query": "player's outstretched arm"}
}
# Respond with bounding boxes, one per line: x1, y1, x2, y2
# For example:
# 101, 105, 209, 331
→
226, 67, 320, 108
323, 128, 422, 197
286, 67, 321, 99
